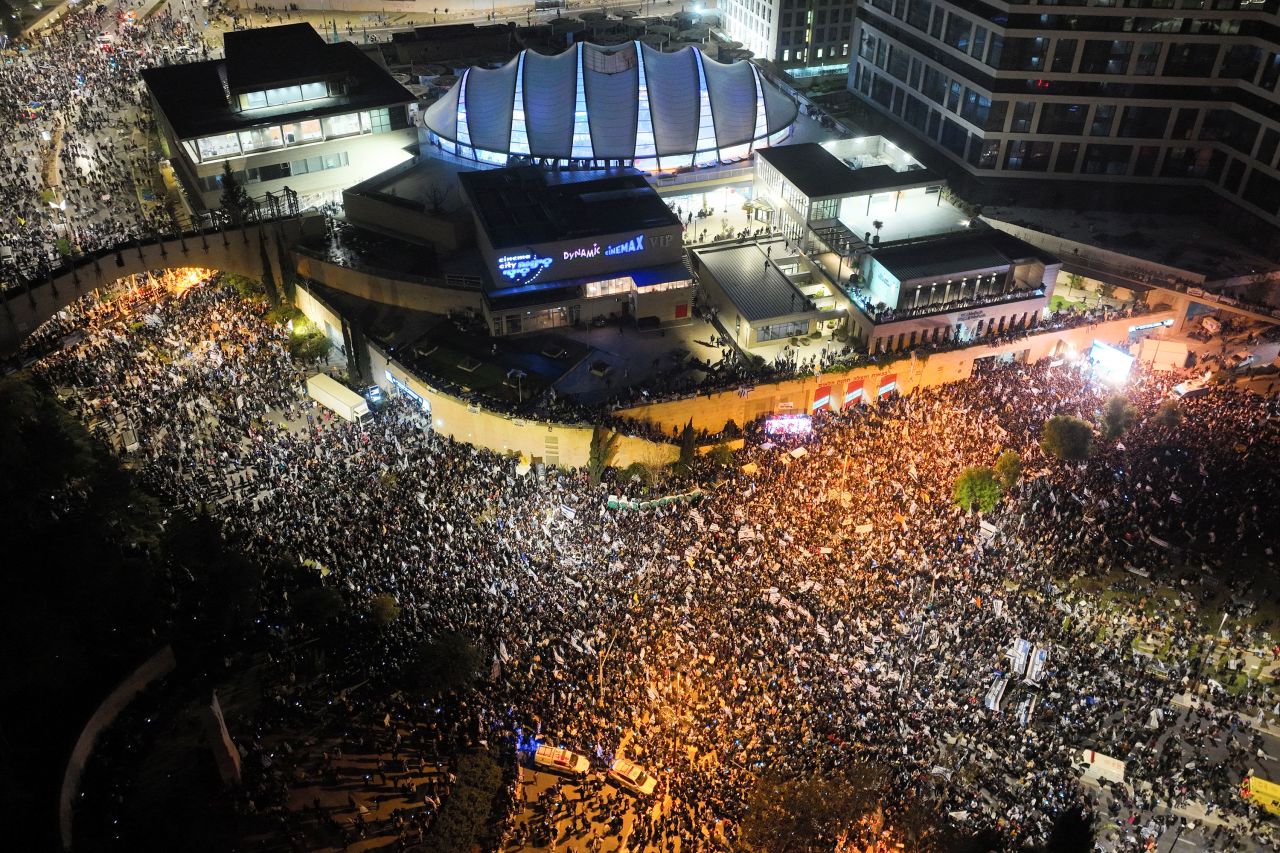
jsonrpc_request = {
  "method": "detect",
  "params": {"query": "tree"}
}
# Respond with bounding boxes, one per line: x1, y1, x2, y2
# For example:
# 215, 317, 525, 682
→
587, 425, 619, 487
423, 750, 504, 853
291, 587, 343, 628
1065, 272, 1084, 292
1042, 805, 1096, 853
677, 418, 697, 468
0, 373, 96, 525
1040, 415, 1093, 462
953, 466, 1003, 513
1095, 281, 1116, 300
1152, 398, 1183, 428
1099, 395, 1137, 441
219, 162, 252, 225
369, 593, 401, 627
741, 765, 885, 853
424, 184, 454, 215
258, 234, 280, 304
404, 631, 483, 694
993, 450, 1023, 491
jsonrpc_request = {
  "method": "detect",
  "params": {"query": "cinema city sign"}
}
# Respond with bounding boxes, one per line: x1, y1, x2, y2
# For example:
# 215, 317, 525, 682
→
497, 234, 647, 285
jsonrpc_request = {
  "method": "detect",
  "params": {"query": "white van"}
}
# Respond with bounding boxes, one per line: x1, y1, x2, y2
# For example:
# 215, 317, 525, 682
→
533, 745, 590, 776
607, 758, 658, 795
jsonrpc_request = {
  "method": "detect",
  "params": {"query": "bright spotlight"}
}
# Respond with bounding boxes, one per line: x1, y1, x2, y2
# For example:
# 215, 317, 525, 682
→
1086, 341, 1134, 385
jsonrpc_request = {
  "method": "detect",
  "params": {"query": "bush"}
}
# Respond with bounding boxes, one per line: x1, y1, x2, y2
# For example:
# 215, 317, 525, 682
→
953, 466, 1002, 513
994, 450, 1023, 491
265, 304, 303, 327
288, 328, 331, 363
1041, 415, 1093, 462
291, 587, 343, 628
622, 461, 656, 491
222, 273, 268, 300
709, 442, 735, 469
368, 593, 401, 627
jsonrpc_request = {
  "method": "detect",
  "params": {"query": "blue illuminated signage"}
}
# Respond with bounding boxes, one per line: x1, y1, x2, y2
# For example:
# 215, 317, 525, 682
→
605, 234, 644, 257
497, 252, 554, 285
497, 234, 648, 285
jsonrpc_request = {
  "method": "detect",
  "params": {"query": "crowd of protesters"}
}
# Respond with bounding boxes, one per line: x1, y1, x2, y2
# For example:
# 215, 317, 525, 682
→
0, 0, 221, 284
31, 274, 1280, 851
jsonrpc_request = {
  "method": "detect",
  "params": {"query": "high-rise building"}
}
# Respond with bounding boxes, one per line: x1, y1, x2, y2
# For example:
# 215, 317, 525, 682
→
721, 0, 856, 72
848, 0, 1280, 228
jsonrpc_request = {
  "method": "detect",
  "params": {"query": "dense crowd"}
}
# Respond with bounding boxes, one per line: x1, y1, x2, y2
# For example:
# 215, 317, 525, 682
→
1, 0, 219, 283
34, 275, 1280, 851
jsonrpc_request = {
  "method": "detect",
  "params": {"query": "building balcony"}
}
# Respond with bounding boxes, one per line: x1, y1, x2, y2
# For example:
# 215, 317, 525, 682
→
849, 284, 1046, 325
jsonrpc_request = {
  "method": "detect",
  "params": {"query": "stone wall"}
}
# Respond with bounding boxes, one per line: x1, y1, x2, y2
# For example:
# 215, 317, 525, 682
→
370, 346, 679, 469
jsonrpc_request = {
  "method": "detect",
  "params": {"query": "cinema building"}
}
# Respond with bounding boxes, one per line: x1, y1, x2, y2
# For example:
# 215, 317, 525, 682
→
458, 167, 694, 335
421, 40, 799, 171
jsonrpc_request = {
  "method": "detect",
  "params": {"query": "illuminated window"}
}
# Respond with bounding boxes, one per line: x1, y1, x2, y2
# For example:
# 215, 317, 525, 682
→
692, 51, 719, 166
322, 112, 362, 137
583, 276, 635, 298
196, 132, 241, 160
456, 69, 473, 150
572, 43, 593, 158
237, 125, 283, 153
282, 120, 322, 145
510, 53, 531, 156
635, 47, 657, 160
265, 85, 303, 106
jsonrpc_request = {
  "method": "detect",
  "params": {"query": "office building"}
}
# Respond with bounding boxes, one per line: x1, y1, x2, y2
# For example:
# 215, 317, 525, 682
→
720, 0, 856, 74
849, 0, 1280, 228
143, 24, 417, 210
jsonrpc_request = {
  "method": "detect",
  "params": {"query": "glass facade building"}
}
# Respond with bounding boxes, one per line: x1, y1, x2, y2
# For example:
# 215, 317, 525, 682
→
850, 0, 1280, 226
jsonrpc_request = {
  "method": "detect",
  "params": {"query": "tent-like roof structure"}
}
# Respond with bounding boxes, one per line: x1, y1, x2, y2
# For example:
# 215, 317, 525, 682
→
422, 40, 797, 170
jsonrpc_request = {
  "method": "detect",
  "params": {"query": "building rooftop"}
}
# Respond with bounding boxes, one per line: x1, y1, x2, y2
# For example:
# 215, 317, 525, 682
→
695, 240, 814, 322
871, 228, 1060, 283
142, 32, 413, 139
757, 142, 938, 199
982, 206, 1280, 284
458, 167, 681, 249
223, 24, 348, 92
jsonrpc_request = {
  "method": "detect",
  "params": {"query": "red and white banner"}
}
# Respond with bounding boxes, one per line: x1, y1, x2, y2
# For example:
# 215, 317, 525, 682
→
878, 374, 897, 398
812, 384, 832, 412
842, 379, 865, 408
